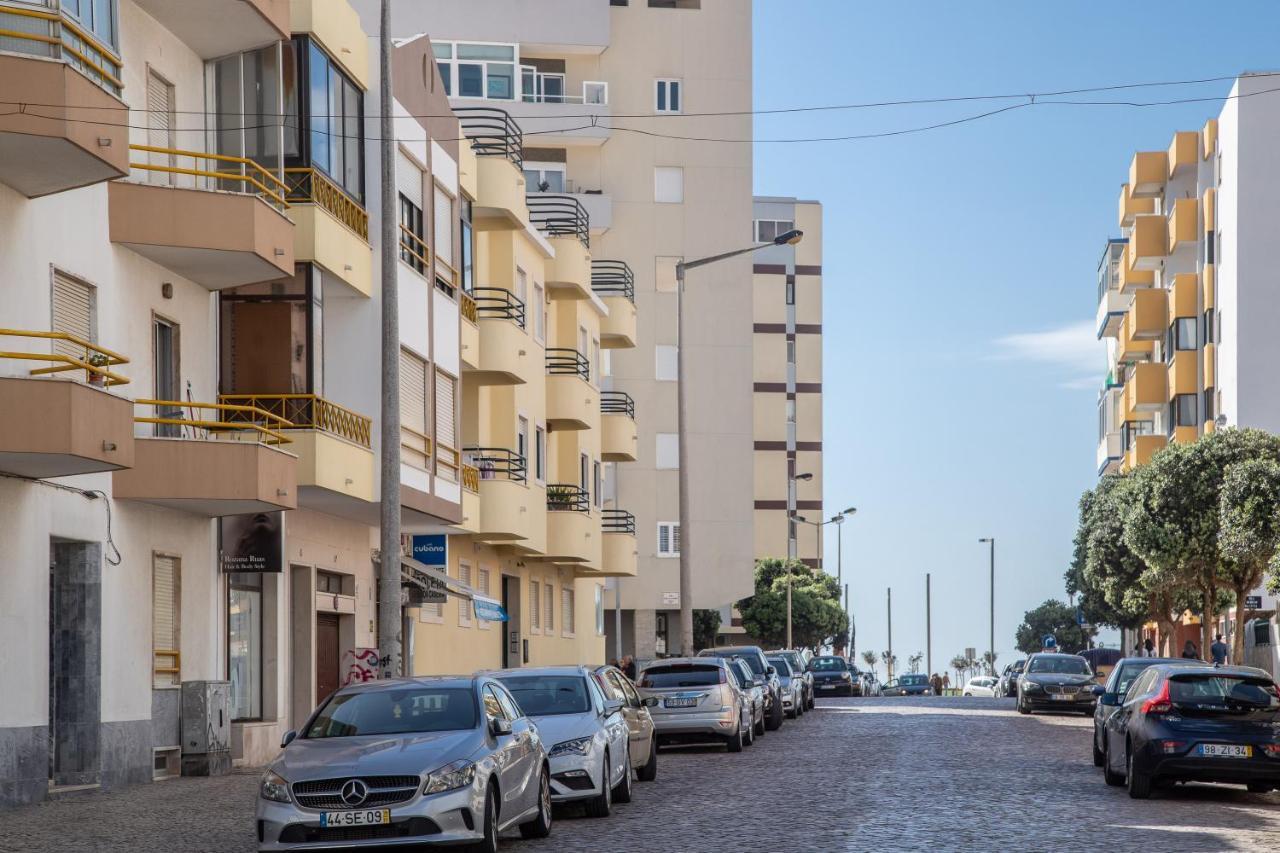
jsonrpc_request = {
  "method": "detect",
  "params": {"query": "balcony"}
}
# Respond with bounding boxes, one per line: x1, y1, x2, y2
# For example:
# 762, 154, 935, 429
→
546, 349, 597, 430
1117, 313, 1154, 363
109, 147, 294, 288
218, 394, 375, 514
1127, 215, 1167, 272
1124, 363, 1167, 420
1204, 342, 1216, 389
1203, 119, 1218, 160
1118, 259, 1154, 293
113, 400, 297, 516
1172, 425, 1199, 446
529, 195, 592, 298
131, 0, 288, 59
0, 6, 128, 197
284, 167, 371, 296
1129, 151, 1168, 198
528, 189, 612, 233
1168, 350, 1199, 399
593, 260, 637, 348
1168, 131, 1198, 178
1096, 288, 1127, 339
456, 108, 529, 231
599, 510, 638, 577
1097, 431, 1122, 476
1128, 288, 1167, 341
1166, 198, 1198, 253
507, 97, 611, 146
455, 462, 481, 534
1123, 434, 1167, 471
1171, 273, 1198, 318
546, 485, 598, 564
465, 448, 541, 543
468, 288, 532, 385
1117, 184, 1155, 228
601, 392, 637, 462
459, 291, 480, 370
0, 330, 132, 478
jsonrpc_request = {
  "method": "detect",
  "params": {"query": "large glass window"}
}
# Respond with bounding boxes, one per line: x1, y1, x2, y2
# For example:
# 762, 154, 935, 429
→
212, 45, 283, 185
399, 194, 426, 274
1173, 393, 1198, 428
65, 0, 118, 50
460, 198, 474, 293
289, 37, 364, 203
434, 41, 517, 101
219, 267, 318, 396
228, 573, 263, 720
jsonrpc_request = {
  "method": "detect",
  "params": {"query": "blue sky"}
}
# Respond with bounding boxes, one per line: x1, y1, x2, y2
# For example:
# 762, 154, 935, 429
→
750, 0, 1280, 675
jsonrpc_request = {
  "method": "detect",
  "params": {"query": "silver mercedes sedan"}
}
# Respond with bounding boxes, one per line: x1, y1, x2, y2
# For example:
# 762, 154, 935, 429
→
255, 676, 552, 851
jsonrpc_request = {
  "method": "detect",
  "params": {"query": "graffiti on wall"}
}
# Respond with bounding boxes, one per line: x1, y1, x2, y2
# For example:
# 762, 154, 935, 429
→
341, 648, 379, 686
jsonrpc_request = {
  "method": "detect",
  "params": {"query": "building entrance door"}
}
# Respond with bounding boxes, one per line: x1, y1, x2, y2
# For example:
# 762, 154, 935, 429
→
316, 613, 340, 706
501, 575, 521, 668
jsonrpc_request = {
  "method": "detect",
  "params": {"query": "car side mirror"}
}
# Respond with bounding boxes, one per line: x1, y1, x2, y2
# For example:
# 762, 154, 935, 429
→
489, 716, 513, 737
1091, 684, 1105, 696
766, 666, 776, 676
641, 696, 659, 707
603, 698, 624, 716
1100, 693, 1121, 707
280, 730, 297, 749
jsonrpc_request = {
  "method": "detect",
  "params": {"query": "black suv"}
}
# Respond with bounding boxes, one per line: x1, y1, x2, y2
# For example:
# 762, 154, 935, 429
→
698, 646, 785, 730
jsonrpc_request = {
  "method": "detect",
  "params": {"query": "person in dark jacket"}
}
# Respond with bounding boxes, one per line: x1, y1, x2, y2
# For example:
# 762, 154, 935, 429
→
1181, 640, 1199, 660
621, 655, 637, 681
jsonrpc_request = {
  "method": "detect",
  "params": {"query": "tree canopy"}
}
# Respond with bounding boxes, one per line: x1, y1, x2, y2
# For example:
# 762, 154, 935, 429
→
1014, 599, 1095, 654
737, 558, 848, 650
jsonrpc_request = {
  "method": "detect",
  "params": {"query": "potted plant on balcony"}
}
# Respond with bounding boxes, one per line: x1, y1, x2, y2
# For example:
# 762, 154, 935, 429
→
86, 353, 109, 387
547, 484, 579, 511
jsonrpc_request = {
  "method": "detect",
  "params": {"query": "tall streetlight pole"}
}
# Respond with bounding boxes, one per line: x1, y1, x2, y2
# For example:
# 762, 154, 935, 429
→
925, 573, 932, 682
979, 537, 995, 675
886, 587, 893, 681
791, 505, 854, 651
674, 229, 803, 654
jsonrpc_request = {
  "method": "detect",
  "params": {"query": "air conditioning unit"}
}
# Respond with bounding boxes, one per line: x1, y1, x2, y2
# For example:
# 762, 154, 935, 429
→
180, 680, 231, 776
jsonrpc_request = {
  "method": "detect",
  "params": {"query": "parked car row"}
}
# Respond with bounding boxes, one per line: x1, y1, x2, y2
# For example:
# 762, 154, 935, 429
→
254, 646, 820, 851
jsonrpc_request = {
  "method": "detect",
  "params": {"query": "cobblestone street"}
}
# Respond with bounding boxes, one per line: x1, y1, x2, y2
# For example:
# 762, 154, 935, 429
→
6, 697, 1279, 852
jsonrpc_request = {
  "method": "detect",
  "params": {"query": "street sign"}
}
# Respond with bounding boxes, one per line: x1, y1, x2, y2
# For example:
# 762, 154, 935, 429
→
1042, 634, 1057, 651
1075, 608, 1087, 626
411, 534, 447, 568
1246, 595, 1263, 609
474, 597, 508, 622
661, 591, 680, 607
964, 647, 975, 661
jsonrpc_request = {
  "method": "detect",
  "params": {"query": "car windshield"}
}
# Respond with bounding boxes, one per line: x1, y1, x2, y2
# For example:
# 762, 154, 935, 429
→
901, 675, 928, 685
305, 687, 477, 738
640, 665, 723, 688
498, 675, 591, 716
1169, 674, 1279, 709
1114, 662, 1155, 694
811, 658, 847, 672
768, 658, 792, 677
1027, 656, 1091, 675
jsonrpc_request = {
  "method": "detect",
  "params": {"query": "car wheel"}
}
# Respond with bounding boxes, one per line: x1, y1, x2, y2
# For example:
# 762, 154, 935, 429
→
612, 751, 632, 804
754, 710, 765, 737
1092, 731, 1105, 768
963, 692, 971, 697
1016, 693, 1029, 715
584, 754, 613, 817
1102, 737, 1125, 787
637, 737, 658, 782
766, 695, 784, 730
725, 721, 744, 753
796, 696, 804, 717
743, 716, 754, 746
807, 692, 815, 710
470, 784, 499, 853
518, 768, 553, 839
1126, 745, 1152, 799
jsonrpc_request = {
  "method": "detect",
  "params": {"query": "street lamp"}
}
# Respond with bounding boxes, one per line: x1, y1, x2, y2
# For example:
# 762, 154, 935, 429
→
979, 537, 995, 675
675, 228, 803, 655
789, 506, 855, 650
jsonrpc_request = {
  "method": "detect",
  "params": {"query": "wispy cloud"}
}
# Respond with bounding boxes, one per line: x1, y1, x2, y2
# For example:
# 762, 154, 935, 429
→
992, 320, 1100, 390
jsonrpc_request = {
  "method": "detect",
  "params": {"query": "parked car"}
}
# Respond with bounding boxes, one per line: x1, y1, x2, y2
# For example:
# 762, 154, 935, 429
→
592, 665, 660, 781
962, 676, 999, 697
881, 673, 933, 696
768, 655, 807, 718
256, 676, 552, 851
998, 660, 1025, 697
493, 666, 631, 817
1016, 653, 1097, 715
809, 655, 857, 696
1100, 664, 1280, 798
767, 649, 815, 710
726, 658, 764, 741
697, 646, 785, 730
1091, 657, 1193, 767
636, 657, 753, 752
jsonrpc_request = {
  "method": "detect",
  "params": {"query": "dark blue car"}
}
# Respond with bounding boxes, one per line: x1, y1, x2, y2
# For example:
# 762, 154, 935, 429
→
882, 674, 932, 696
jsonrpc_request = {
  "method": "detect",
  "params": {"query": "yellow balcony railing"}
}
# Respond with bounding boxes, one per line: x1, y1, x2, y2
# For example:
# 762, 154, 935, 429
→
459, 290, 478, 324
462, 463, 480, 493
284, 167, 369, 240
218, 393, 372, 448
135, 399, 293, 445
0, 5, 123, 95
128, 145, 288, 210
0, 328, 129, 386
399, 223, 430, 272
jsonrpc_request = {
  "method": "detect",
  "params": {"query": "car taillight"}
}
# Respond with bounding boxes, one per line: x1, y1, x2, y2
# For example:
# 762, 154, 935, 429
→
1263, 744, 1280, 759
1159, 740, 1186, 755
1141, 680, 1172, 715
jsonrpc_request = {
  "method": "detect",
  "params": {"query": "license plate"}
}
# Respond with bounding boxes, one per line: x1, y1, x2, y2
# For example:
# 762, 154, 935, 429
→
664, 697, 697, 708
818, 684, 836, 690
319, 809, 391, 828
1050, 694, 1073, 701
1197, 744, 1252, 759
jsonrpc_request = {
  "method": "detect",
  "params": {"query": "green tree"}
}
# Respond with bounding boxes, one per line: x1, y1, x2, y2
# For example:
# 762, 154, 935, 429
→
737, 558, 847, 649
692, 608, 722, 651
1014, 599, 1095, 654
1219, 458, 1280, 664
907, 652, 923, 674
950, 654, 967, 688
1066, 474, 1149, 632
880, 650, 897, 681
860, 649, 878, 676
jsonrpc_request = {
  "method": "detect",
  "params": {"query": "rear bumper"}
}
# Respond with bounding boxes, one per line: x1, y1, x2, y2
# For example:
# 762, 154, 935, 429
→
651, 711, 737, 738
1142, 752, 1280, 785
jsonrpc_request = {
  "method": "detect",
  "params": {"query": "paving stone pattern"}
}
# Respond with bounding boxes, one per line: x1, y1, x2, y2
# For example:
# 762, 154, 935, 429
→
4, 696, 1278, 852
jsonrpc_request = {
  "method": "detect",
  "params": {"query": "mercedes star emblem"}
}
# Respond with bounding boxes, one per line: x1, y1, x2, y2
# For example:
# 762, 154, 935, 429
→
340, 779, 369, 807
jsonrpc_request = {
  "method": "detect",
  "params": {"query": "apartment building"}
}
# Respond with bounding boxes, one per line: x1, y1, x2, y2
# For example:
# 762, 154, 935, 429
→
0, 0, 474, 807
368, 0, 756, 660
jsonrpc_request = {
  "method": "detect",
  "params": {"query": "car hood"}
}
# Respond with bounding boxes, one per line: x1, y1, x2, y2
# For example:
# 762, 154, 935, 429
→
274, 730, 485, 782
812, 671, 849, 680
527, 711, 599, 747
1023, 673, 1095, 688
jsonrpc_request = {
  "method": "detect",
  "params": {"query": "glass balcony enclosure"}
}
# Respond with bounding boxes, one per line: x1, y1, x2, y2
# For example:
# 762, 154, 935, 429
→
282, 35, 365, 204
434, 39, 606, 105
0, 0, 123, 95
210, 43, 284, 188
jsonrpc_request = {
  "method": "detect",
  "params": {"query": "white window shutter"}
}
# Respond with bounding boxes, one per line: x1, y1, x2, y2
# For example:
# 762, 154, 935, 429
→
152, 554, 179, 688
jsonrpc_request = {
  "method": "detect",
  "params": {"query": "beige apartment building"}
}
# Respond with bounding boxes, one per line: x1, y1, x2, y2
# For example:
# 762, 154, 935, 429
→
373, 0, 756, 660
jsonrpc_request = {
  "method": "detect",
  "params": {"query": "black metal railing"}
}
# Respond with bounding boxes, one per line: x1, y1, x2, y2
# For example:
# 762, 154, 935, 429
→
546, 348, 590, 380
463, 447, 527, 483
591, 259, 635, 302
472, 287, 526, 328
601, 391, 635, 418
547, 484, 590, 513
453, 107, 523, 170
527, 194, 590, 247
602, 508, 636, 534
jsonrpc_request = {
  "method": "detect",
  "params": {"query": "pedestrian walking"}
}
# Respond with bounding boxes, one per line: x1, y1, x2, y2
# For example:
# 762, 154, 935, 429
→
1210, 633, 1230, 665
941, 673, 950, 692
622, 655, 637, 681
1142, 637, 1155, 658
1132, 642, 1144, 658
1181, 640, 1198, 660
930, 673, 942, 696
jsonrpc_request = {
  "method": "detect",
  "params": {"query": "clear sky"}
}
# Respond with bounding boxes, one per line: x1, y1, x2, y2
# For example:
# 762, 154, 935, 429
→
750, 0, 1280, 676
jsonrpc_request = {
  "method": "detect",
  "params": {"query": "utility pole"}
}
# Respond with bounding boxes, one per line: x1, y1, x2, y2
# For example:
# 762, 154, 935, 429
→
979, 537, 995, 676
845, 582, 851, 659
886, 587, 893, 681
376, 0, 402, 678
926, 573, 932, 681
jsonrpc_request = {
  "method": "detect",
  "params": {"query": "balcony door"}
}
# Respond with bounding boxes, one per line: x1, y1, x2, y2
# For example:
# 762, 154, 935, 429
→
153, 317, 181, 437
146, 69, 175, 185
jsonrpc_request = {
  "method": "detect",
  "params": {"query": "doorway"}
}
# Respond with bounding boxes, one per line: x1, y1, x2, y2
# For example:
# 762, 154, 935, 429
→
315, 613, 340, 706
49, 541, 102, 788
501, 575, 521, 668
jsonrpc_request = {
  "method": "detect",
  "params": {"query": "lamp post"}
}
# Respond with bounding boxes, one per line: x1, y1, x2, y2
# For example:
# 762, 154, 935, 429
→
791, 506, 855, 651
979, 537, 995, 675
674, 228, 803, 655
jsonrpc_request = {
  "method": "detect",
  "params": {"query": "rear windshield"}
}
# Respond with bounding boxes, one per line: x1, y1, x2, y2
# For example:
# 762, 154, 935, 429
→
498, 675, 591, 716
810, 658, 847, 672
1027, 656, 1091, 675
306, 688, 476, 738
702, 650, 764, 675
1169, 675, 1279, 708
768, 658, 792, 677
641, 665, 724, 688
901, 675, 928, 685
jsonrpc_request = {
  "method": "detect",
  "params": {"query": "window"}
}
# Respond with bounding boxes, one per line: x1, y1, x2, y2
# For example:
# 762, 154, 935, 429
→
435, 370, 458, 482
529, 576, 541, 631
544, 583, 555, 632
593, 460, 602, 508
786, 399, 797, 423
656, 433, 679, 469
482, 686, 506, 723
295, 38, 364, 202
533, 283, 545, 342
592, 339, 601, 386
153, 317, 180, 437
64, 0, 118, 49
656, 256, 681, 292
1173, 317, 1197, 350
145, 69, 175, 185
580, 452, 590, 492
399, 348, 430, 470
1173, 394, 1198, 428
1203, 309, 1215, 345
654, 166, 683, 203
434, 185, 454, 271
562, 587, 576, 635
657, 522, 681, 557
457, 562, 472, 626
398, 193, 426, 273
1203, 389, 1215, 423
51, 270, 95, 362
516, 267, 528, 305
152, 553, 180, 688
655, 345, 678, 381
595, 585, 605, 635
517, 416, 529, 464
460, 198, 474, 293
534, 426, 546, 482
213, 45, 283, 178
786, 339, 796, 364
755, 220, 794, 243
655, 79, 682, 113
583, 81, 608, 105
228, 572, 263, 720
433, 41, 517, 100
522, 162, 566, 193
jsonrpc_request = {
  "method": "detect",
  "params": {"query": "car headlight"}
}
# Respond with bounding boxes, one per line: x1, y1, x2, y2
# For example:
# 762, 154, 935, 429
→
1023, 682, 1042, 693
260, 770, 291, 803
549, 736, 593, 758
841, 672, 852, 681
422, 760, 476, 795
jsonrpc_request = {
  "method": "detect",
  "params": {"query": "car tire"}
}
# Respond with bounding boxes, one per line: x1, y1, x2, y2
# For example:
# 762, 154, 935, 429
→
1092, 733, 1105, 768
518, 768, 553, 839
1016, 694, 1029, 715
796, 696, 804, 717
612, 751, 632, 804
584, 755, 613, 817
725, 722, 744, 753
754, 711, 765, 737
1126, 746, 1152, 799
766, 695, 784, 730
470, 785, 499, 853
637, 738, 658, 782
1102, 738, 1125, 787
807, 692, 815, 710
963, 692, 971, 697
743, 717, 754, 746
